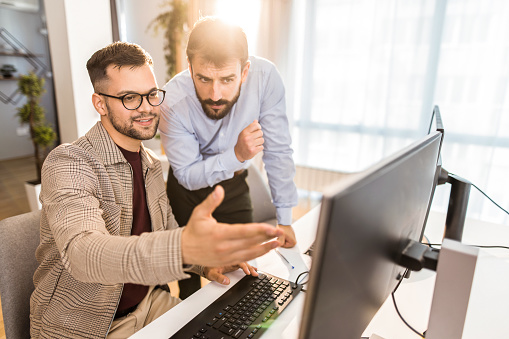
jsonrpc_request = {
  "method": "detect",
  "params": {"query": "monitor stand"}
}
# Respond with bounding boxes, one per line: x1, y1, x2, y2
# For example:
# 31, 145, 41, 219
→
438, 169, 472, 241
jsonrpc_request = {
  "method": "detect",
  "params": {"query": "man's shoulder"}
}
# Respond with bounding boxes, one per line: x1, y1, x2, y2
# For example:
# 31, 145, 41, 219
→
249, 56, 277, 73
45, 138, 97, 168
45, 123, 116, 168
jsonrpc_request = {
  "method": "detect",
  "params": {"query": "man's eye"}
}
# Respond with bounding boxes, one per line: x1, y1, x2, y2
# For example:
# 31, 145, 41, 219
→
198, 77, 209, 83
124, 94, 137, 102
223, 79, 234, 83
149, 91, 159, 98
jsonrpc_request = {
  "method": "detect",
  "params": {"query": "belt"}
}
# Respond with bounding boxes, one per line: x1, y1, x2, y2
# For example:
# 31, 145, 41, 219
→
233, 169, 246, 177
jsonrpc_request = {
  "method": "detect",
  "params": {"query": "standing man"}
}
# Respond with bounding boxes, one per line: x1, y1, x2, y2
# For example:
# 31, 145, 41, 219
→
30, 41, 282, 339
159, 16, 299, 299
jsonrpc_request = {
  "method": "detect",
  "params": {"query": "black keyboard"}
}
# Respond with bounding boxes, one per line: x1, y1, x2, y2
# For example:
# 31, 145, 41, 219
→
169, 272, 303, 339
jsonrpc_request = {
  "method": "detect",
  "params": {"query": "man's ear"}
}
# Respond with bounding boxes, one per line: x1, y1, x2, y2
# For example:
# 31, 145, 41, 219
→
92, 93, 107, 116
241, 60, 251, 83
187, 57, 193, 75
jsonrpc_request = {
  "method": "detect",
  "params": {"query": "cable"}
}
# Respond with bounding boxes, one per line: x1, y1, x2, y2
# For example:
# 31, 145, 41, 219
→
448, 173, 509, 216
391, 269, 426, 338
426, 243, 509, 251
295, 271, 310, 292
471, 181, 509, 216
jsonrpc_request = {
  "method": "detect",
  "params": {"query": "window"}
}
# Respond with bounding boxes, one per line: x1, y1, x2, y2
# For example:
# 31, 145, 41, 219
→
289, 0, 509, 225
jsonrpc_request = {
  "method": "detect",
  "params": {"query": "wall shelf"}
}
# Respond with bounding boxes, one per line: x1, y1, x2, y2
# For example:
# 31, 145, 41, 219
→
0, 51, 43, 57
0, 27, 47, 105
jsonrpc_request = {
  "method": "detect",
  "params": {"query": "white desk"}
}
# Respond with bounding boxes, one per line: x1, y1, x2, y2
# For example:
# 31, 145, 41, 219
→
131, 209, 509, 339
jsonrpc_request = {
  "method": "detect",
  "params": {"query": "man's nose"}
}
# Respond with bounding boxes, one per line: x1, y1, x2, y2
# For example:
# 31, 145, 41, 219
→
210, 81, 222, 102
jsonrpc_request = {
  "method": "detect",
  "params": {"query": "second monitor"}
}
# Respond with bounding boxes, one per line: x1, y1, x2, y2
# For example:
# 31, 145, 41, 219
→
299, 131, 443, 338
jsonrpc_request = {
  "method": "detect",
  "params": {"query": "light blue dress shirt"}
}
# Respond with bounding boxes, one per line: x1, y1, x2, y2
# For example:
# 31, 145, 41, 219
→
159, 56, 298, 225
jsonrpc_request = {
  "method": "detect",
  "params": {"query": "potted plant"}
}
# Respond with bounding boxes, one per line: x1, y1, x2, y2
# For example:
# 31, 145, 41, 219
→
147, 0, 188, 80
17, 71, 57, 210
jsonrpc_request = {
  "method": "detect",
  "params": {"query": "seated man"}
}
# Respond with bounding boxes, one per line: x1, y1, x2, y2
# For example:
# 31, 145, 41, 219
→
29, 41, 283, 339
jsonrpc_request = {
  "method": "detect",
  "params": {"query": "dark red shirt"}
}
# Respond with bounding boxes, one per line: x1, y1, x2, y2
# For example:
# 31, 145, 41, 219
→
116, 145, 151, 314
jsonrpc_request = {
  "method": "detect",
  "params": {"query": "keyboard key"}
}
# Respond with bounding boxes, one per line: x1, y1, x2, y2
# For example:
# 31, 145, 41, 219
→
218, 325, 235, 335
232, 328, 244, 338
212, 317, 227, 329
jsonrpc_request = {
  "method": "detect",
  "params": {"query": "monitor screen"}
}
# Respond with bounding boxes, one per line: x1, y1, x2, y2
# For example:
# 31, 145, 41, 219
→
299, 131, 443, 339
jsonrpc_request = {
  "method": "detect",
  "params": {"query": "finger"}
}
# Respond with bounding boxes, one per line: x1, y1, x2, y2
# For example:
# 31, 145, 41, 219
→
193, 185, 224, 218
239, 262, 250, 275
238, 262, 259, 276
221, 240, 281, 266
277, 234, 286, 247
207, 269, 230, 285
247, 120, 262, 132
252, 130, 263, 138
282, 236, 297, 248
217, 222, 283, 241
255, 138, 264, 147
248, 264, 258, 276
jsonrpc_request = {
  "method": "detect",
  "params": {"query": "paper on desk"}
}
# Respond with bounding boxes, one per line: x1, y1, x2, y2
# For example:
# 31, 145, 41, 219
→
249, 246, 311, 283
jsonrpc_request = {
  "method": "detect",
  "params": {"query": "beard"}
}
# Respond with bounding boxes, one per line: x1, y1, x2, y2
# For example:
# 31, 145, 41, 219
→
105, 101, 160, 140
196, 84, 242, 120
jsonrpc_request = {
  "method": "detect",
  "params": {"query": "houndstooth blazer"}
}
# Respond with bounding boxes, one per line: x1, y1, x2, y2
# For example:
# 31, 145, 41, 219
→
30, 122, 200, 338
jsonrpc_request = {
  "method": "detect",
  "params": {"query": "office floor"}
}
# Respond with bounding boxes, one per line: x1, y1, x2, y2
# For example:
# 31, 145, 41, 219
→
0, 156, 316, 338
0, 156, 36, 221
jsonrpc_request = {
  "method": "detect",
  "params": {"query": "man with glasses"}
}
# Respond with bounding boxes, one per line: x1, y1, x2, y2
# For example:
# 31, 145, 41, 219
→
159, 17, 299, 299
30, 41, 283, 339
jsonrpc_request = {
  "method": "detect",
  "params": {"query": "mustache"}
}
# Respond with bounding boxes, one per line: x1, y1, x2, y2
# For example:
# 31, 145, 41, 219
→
131, 113, 158, 120
203, 99, 229, 106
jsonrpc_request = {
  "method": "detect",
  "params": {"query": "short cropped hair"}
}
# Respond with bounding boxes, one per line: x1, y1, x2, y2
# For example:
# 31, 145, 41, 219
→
186, 16, 249, 68
86, 41, 153, 92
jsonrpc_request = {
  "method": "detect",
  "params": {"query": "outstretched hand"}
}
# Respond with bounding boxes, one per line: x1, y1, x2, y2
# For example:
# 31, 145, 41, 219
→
181, 186, 283, 267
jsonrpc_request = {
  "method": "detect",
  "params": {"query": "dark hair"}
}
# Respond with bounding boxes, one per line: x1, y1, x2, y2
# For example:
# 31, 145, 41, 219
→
86, 41, 153, 92
186, 16, 249, 68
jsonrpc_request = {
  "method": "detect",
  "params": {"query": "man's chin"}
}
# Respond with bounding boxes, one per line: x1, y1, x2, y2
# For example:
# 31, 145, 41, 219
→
205, 107, 229, 120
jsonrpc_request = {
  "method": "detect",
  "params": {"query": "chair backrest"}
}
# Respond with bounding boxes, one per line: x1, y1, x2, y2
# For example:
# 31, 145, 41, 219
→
0, 210, 41, 339
246, 164, 277, 225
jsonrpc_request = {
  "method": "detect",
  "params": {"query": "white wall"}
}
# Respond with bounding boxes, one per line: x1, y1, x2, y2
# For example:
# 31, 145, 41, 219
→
122, 0, 171, 86
44, 0, 113, 143
0, 4, 57, 160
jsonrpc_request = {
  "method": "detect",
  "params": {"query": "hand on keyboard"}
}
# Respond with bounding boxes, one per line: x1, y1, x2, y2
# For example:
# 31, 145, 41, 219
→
204, 263, 259, 285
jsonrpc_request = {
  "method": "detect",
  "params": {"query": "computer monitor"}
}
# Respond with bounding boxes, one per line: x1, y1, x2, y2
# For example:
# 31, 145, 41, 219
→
299, 131, 443, 339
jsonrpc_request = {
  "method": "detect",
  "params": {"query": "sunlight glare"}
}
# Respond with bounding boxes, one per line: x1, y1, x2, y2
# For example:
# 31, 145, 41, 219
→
214, 0, 261, 54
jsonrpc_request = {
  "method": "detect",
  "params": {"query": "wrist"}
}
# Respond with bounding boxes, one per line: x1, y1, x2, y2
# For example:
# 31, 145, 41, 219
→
234, 145, 244, 162
181, 227, 190, 265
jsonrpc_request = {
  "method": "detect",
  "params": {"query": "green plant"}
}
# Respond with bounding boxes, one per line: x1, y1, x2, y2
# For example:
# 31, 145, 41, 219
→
17, 72, 57, 183
147, 0, 188, 80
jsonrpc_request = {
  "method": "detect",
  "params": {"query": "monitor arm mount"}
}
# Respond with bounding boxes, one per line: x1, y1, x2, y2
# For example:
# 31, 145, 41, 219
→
399, 239, 440, 272
437, 167, 472, 242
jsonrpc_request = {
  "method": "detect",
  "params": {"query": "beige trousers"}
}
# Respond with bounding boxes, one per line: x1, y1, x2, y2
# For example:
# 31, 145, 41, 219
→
107, 286, 181, 338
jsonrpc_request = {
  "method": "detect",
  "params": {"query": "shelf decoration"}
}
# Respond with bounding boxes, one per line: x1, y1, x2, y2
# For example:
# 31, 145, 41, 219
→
0, 27, 47, 105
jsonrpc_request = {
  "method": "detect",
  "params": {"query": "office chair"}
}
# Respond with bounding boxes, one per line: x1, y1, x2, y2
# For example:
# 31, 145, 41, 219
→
0, 210, 41, 339
246, 164, 278, 226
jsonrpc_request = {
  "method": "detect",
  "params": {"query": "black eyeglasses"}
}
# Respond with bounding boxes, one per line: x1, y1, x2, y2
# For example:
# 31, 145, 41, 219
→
98, 89, 166, 110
